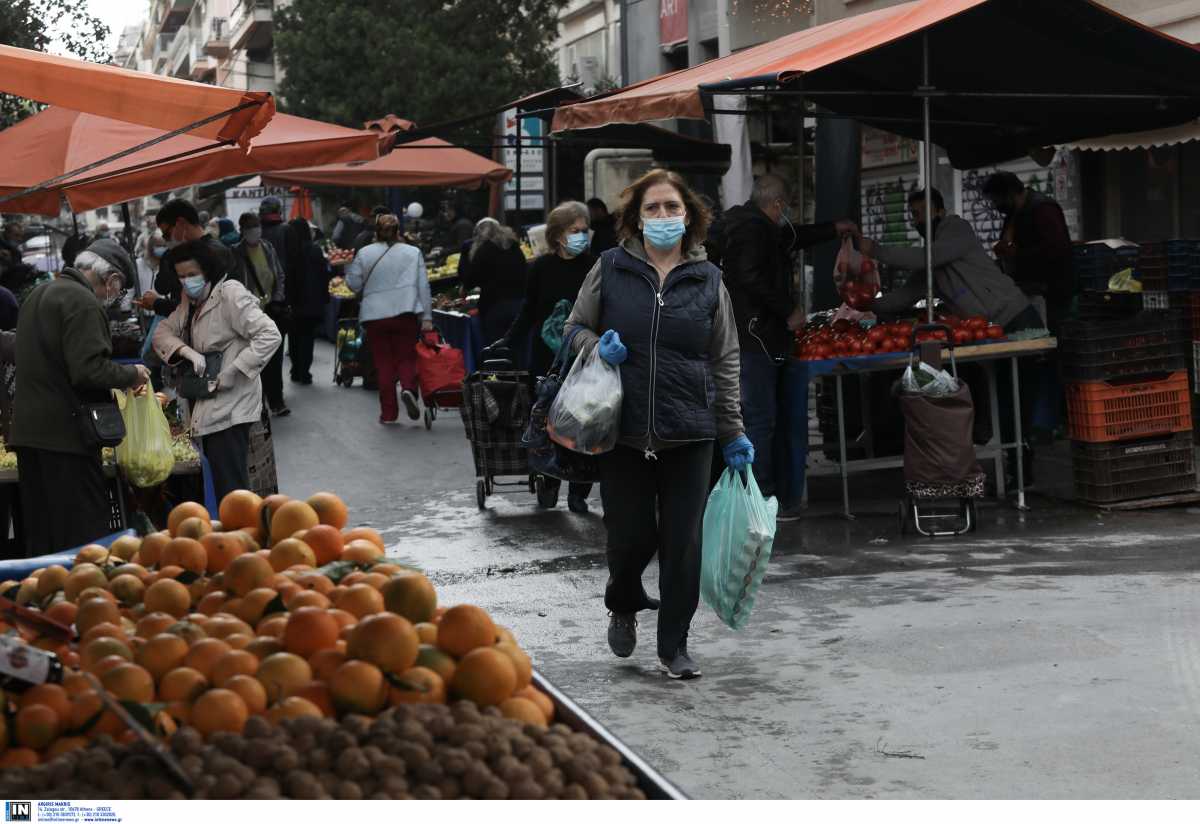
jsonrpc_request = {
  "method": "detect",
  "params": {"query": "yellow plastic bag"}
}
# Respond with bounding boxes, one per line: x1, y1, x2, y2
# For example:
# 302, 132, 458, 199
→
115, 390, 174, 488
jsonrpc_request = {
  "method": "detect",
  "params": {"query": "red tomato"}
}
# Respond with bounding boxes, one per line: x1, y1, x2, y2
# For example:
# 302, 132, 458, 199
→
893, 337, 909, 351
953, 329, 971, 345
967, 316, 987, 331
867, 327, 888, 345
895, 321, 914, 337
849, 339, 863, 354
832, 319, 851, 334
861, 341, 876, 354
987, 324, 1005, 339
816, 344, 832, 359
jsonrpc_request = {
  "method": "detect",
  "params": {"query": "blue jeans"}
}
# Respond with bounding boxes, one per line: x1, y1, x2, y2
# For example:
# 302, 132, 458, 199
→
740, 352, 784, 497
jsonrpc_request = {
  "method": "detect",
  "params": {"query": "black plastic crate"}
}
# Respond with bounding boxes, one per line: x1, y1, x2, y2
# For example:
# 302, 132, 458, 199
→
1060, 311, 1188, 381
1076, 291, 1145, 320
1072, 432, 1196, 503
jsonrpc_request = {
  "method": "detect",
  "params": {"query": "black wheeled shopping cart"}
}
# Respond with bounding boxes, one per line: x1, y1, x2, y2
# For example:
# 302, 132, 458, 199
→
896, 325, 984, 537
461, 351, 551, 509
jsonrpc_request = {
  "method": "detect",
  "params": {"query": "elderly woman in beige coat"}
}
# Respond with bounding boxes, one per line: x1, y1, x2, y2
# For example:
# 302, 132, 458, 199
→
153, 238, 281, 499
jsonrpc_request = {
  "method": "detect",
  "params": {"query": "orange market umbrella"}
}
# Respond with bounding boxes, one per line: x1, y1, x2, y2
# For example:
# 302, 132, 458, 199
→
261, 137, 512, 190
0, 107, 382, 215
0, 43, 273, 147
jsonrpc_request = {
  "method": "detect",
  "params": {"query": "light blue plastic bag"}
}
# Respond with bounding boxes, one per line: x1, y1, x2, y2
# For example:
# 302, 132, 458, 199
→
700, 468, 778, 630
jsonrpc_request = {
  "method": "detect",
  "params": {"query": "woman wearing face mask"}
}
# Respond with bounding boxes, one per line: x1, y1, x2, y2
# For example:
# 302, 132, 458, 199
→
494, 201, 596, 514
564, 169, 749, 680
153, 239, 282, 500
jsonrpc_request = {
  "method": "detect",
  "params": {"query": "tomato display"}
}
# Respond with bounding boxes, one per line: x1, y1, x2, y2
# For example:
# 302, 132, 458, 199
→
792, 313, 1006, 361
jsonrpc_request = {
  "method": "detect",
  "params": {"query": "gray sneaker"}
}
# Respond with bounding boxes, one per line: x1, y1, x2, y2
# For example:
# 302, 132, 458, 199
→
607, 612, 637, 658
401, 389, 420, 421
658, 642, 701, 680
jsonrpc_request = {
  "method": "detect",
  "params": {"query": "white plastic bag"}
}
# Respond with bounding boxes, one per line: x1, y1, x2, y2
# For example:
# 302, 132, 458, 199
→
900, 361, 959, 397
700, 468, 778, 630
547, 344, 623, 454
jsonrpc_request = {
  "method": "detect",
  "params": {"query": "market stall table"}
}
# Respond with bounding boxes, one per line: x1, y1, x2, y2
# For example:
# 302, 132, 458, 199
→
783, 337, 1057, 518
433, 309, 483, 374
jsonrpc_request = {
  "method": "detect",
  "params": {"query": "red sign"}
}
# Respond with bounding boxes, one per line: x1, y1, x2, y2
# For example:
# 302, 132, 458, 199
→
660, 0, 688, 47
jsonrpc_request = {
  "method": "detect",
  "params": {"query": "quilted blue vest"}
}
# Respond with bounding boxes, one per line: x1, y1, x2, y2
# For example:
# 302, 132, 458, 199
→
598, 247, 721, 446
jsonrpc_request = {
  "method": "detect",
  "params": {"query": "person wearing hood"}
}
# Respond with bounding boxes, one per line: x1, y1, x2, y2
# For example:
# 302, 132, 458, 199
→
153, 239, 281, 500
564, 169, 748, 680
706, 174, 853, 511
11, 251, 151, 555
217, 218, 240, 248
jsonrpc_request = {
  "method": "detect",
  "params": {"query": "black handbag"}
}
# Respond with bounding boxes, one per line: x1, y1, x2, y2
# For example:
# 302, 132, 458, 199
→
178, 350, 223, 401
522, 329, 600, 484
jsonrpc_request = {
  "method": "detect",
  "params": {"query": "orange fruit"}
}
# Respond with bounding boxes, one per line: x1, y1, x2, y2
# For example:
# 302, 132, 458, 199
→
414, 622, 437, 645
300, 525, 343, 566
224, 633, 253, 650
74, 545, 109, 565
268, 501, 319, 548
175, 517, 212, 541
191, 689, 248, 737
335, 583, 384, 619
196, 591, 229, 616
167, 502, 210, 537
80, 622, 126, 646
223, 674, 268, 715
108, 574, 145, 607
499, 696, 547, 727
343, 527, 385, 551
163, 619, 207, 646
286, 590, 331, 611
295, 573, 335, 595
68, 692, 125, 738
91, 654, 133, 677
210, 649, 259, 686
414, 644, 456, 683
268, 538, 316, 573
437, 604, 496, 658
494, 642, 532, 691
137, 532, 171, 568
62, 670, 91, 697
265, 696, 322, 723
290, 681, 335, 716
245, 637, 284, 660
328, 660, 387, 715
381, 573, 437, 623
100, 662, 156, 703
161, 537, 206, 575
358, 572, 389, 590
388, 666, 446, 706
307, 647, 348, 682
143, 579, 191, 618
0, 749, 39, 768
256, 615, 288, 640
109, 534, 142, 562
136, 612, 177, 639
183, 638, 233, 681
135, 633, 189, 683
346, 612, 419, 675
282, 607, 340, 659
306, 492, 349, 530
224, 553, 274, 597
44, 600, 78, 628
327, 608, 357, 630
158, 667, 208, 702
35, 565, 69, 598
256, 652, 312, 703
20, 684, 71, 733
219, 490, 263, 531
512, 684, 553, 720
201, 533, 246, 574
450, 647, 517, 707
341, 540, 384, 565
231, 587, 279, 626
46, 736, 90, 758
76, 598, 121, 638
204, 615, 254, 639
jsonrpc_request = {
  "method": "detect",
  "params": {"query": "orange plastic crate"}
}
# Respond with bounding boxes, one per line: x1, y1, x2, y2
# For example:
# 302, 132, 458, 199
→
1066, 371, 1193, 443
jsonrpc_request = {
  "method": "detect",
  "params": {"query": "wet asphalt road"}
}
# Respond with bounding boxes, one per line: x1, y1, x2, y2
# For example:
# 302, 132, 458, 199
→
272, 342, 1200, 799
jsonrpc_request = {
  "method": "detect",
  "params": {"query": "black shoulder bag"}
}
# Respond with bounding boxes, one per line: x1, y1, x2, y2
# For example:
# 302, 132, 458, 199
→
522, 328, 600, 484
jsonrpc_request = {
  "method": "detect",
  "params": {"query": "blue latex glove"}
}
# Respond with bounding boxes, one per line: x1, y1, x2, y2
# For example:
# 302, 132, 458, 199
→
723, 435, 755, 476
597, 329, 628, 365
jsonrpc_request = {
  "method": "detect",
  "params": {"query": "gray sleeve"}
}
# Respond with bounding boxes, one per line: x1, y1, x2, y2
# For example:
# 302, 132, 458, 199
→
564, 258, 603, 355
871, 217, 979, 271
710, 282, 744, 446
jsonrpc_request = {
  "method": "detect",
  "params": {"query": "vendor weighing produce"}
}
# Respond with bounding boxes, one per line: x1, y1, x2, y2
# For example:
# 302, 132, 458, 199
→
854, 188, 1043, 334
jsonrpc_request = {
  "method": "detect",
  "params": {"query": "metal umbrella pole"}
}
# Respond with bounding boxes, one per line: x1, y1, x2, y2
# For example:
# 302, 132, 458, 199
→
922, 33, 934, 324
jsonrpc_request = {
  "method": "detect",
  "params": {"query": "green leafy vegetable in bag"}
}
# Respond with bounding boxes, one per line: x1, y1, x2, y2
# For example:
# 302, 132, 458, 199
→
115, 390, 174, 487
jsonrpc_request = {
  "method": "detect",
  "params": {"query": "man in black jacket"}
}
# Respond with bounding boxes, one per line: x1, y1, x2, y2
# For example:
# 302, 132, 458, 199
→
708, 174, 852, 507
138, 199, 243, 317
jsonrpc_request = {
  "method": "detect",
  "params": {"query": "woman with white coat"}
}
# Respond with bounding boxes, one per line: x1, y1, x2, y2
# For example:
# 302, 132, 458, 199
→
153, 238, 281, 499
345, 213, 434, 424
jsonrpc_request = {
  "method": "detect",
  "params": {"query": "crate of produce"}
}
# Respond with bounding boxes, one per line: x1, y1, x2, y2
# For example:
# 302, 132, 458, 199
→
1065, 370, 1192, 442
1072, 432, 1196, 503
1059, 311, 1187, 381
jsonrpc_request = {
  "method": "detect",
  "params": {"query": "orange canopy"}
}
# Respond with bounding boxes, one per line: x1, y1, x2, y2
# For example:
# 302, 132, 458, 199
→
0, 43, 273, 147
261, 137, 512, 190
552, 0, 1200, 168
0, 107, 381, 215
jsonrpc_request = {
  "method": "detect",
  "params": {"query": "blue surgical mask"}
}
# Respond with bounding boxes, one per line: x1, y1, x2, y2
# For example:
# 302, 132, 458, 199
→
182, 275, 207, 300
641, 217, 686, 250
564, 232, 589, 257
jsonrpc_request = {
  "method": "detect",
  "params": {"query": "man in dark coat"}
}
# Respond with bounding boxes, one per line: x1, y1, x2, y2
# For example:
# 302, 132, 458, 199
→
138, 199, 244, 317
706, 173, 853, 509
12, 254, 150, 554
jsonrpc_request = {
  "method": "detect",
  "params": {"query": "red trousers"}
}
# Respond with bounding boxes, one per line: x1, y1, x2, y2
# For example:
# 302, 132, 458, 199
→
365, 314, 419, 422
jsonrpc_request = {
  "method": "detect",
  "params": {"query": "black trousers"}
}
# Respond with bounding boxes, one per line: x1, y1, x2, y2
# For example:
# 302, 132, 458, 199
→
600, 441, 713, 658
289, 317, 320, 381
202, 423, 251, 502
543, 478, 593, 500
15, 448, 109, 556
261, 346, 285, 409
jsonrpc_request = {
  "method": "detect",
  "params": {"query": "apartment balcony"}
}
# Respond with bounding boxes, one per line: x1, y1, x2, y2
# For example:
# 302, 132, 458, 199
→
156, 0, 197, 35
167, 25, 193, 76
230, 0, 274, 51
153, 32, 175, 72
204, 17, 230, 57
190, 40, 216, 81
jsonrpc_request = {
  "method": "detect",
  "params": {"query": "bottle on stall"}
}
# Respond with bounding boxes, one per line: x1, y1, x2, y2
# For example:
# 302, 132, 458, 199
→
0, 633, 64, 691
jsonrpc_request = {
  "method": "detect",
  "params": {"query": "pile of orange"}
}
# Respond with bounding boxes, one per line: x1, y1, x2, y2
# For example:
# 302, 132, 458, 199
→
0, 490, 553, 767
